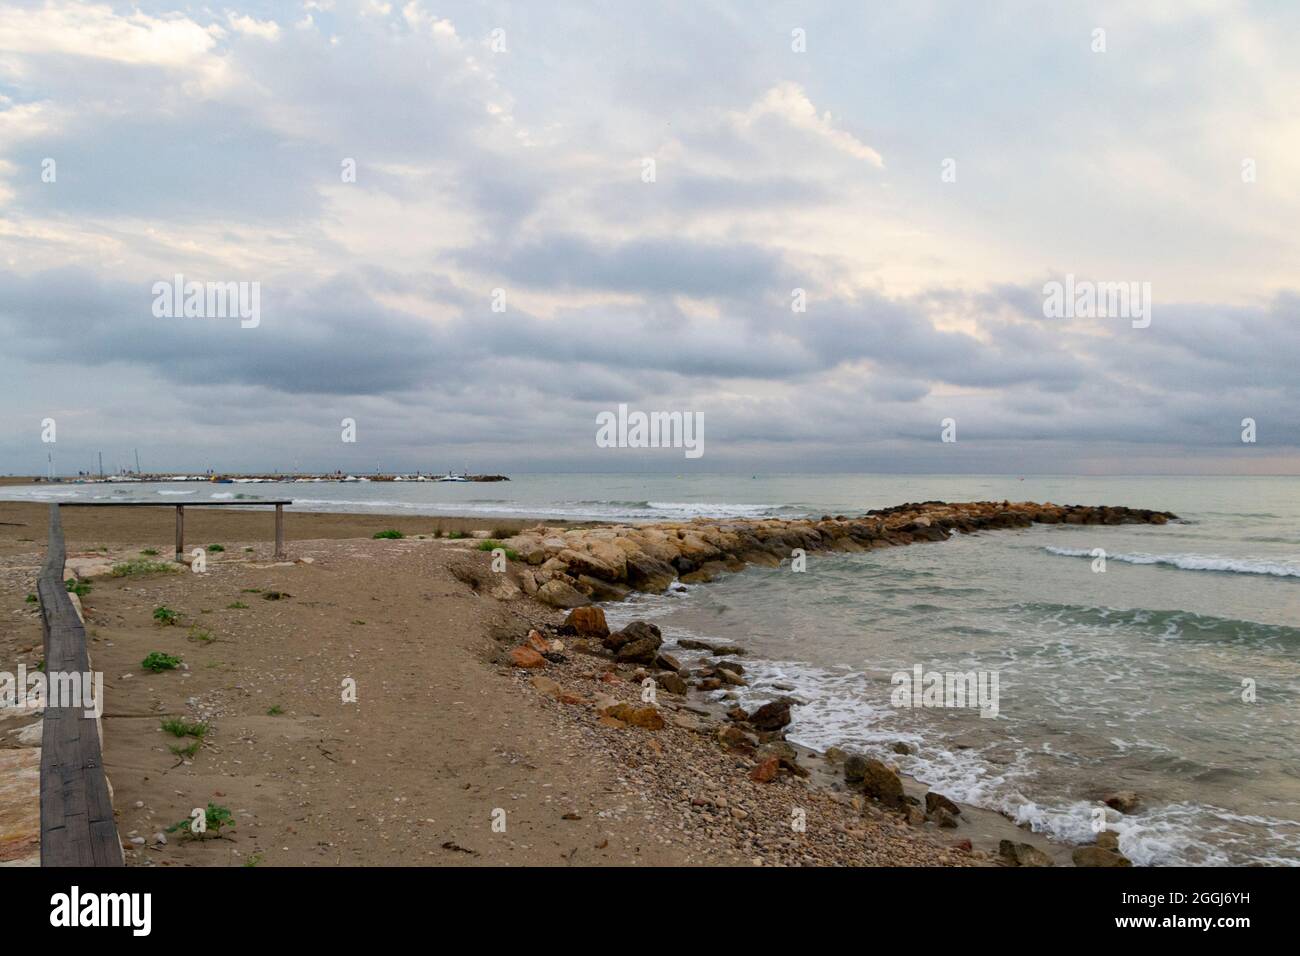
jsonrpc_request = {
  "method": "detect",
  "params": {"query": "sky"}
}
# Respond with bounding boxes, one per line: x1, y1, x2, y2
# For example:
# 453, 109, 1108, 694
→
1, 0, 1297, 476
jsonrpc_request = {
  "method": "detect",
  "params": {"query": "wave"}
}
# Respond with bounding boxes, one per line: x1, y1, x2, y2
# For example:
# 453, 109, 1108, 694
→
1045, 546, 1300, 578
1010, 601, 1300, 646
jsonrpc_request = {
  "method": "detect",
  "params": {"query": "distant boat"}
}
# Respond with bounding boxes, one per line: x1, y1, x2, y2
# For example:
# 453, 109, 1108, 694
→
436, 471, 470, 482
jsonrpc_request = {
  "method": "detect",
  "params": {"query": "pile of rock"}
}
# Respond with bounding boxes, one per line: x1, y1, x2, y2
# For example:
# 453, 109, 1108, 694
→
497, 501, 1176, 607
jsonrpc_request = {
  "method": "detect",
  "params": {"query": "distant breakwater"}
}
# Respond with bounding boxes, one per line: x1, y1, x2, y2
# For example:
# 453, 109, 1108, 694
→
503, 500, 1177, 607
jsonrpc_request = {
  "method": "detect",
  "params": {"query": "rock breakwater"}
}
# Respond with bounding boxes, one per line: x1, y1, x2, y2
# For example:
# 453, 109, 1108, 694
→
501, 500, 1176, 608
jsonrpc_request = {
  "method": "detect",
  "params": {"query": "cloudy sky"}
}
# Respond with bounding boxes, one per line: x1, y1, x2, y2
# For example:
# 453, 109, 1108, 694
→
1, 0, 1297, 475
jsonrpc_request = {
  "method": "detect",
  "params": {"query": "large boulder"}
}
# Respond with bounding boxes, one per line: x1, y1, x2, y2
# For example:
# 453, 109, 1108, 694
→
557, 544, 626, 582
607, 621, 663, 665
561, 606, 609, 639
535, 578, 590, 609
623, 551, 677, 592
859, 759, 905, 807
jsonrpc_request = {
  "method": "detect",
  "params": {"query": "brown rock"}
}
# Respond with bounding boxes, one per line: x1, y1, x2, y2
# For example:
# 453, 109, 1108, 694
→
750, 756, 780, 783
509, 646, 546, 668
654, 672, 688, 696
999, 840, 1054, 867
604, 620, 661, 652
1103, 790, 1140, 814
604, 703, 665, 730
930, 807, 959, 828
925, 791, 962, 817
860, 759, 905, 807
747, 700, 792, 731
1072, 846, 1132, 867
655, 652, 682, 672
561, 606, 609, 638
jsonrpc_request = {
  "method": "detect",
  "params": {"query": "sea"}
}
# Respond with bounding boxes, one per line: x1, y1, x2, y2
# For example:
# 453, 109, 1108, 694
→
7, 473, 1297, 866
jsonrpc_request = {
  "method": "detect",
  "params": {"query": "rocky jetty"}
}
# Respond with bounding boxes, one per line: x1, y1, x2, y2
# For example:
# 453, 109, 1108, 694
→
500, 500, 1176, 607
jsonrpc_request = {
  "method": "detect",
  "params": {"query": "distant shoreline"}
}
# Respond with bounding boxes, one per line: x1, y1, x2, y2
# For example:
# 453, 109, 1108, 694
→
19, 472, 510, 484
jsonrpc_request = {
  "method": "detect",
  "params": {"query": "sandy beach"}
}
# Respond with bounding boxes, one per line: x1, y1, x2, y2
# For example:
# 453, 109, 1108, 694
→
1, 501, 1002, 866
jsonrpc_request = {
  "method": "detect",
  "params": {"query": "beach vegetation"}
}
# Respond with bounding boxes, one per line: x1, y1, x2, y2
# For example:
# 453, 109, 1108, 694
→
112, 558, 180, 578
373, 529, 404, 539
160, 717, 208, 738
448, 531, 467, 539
26, 592, 37, 603
227, 601, 248, 609
267, 705, 284, 716
207, 543, 225, 552
187, 625, 215, 644
169, 740, 201, 759
141, 651, 182, 672
141, 548, 159, 556
477, 539, 519, 560
65, 578, 90, 596
153, 605, 179, 625
167, 802, 234, 840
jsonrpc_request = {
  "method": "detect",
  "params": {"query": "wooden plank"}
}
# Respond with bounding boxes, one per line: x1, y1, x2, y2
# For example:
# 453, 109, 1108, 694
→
38, 503, 124, 867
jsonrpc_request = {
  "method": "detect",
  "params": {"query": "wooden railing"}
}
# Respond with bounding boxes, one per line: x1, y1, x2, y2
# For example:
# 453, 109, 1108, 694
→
36, 504, 123, 866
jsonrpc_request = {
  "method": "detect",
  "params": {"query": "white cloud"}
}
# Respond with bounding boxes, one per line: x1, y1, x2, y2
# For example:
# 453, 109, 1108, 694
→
0, 2, 217, 66
227, 13, 281, 41
730, 82, 884, 167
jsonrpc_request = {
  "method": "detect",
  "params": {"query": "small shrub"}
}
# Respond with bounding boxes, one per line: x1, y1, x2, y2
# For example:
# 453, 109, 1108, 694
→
160, 717, 207, 738
448, 531, 467, 539
167, 802, 234, 840
141, 651, 182, 673
169, 740, 201, 759
141, 548, 159, 556
262, 590, 289, 600
373, 529, 404, 539
65, 578, 90, 597
153, 605, 179, 626
25, 593, 37, 604
226, 601, 248, 610
187, 625, 215, 645
266, 705, 284, 716
206, 544, 225, 553
240, 588, 262, 594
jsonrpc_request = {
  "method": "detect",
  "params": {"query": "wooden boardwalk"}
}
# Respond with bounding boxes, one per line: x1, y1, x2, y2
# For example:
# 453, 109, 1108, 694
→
36, 504, 123, 866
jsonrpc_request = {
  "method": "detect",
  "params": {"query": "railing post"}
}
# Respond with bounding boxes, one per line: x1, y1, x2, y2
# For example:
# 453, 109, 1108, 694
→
275, 503, 285, 558
175, 504, 184, 562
